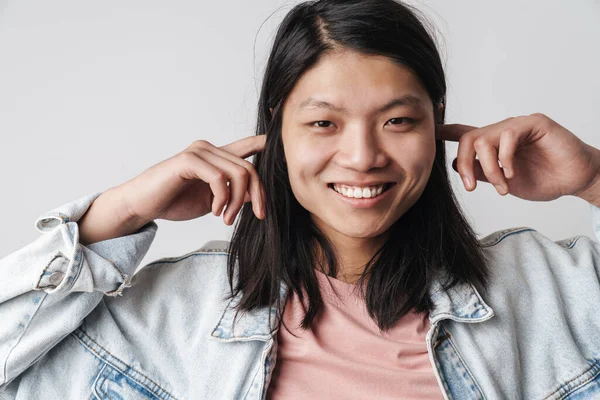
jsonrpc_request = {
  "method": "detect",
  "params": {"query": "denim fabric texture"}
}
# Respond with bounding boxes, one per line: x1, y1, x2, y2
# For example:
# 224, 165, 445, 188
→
1, 192, 599, 399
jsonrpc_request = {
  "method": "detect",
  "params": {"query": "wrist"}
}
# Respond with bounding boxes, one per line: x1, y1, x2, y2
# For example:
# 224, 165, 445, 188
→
111, 184, 148, 229
79, 187, 147, 246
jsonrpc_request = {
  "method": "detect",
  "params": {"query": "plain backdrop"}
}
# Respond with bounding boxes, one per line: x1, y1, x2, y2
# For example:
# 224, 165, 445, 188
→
1, 0, 599, 269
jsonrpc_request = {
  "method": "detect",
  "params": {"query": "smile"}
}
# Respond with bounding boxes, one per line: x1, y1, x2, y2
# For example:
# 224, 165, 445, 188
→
330, 183, 393, 199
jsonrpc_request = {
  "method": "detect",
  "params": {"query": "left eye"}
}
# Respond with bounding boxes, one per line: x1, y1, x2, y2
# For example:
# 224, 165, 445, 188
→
386, 117, 414, 126
312, 121, 335, 128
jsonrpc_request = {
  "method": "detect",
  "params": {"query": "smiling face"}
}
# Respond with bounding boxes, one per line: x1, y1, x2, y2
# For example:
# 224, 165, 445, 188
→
281, 50, 437, 250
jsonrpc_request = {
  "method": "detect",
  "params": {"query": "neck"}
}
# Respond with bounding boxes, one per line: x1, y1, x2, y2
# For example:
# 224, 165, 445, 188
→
314, 229, 388, 284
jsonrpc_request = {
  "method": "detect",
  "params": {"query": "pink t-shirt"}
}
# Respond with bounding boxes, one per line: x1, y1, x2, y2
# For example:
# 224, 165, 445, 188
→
266, 268, 444, 399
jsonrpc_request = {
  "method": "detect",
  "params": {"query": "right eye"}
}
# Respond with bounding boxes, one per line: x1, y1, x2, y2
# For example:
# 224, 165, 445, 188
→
312, 120, 336, 128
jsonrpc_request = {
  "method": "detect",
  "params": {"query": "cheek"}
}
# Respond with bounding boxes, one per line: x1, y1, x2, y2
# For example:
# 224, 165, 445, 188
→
284, 138, 330, 197
391, 136, 436, 177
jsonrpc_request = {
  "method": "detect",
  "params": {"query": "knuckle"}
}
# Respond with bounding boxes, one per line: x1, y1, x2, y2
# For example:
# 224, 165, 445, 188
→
531, 113, 552, 129
501, 127, 518, 141
458, 133, 474, 145
178, 151, 197, 164
473, 137, 490, 150
241, 160, 256, 174
189, 139, 211, 150
234, 165, 249, 181
529, 112, 547, 120
212, 171, 227, 184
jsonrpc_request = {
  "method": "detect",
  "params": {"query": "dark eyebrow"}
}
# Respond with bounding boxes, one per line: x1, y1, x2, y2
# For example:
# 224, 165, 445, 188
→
298, 95, 424, 114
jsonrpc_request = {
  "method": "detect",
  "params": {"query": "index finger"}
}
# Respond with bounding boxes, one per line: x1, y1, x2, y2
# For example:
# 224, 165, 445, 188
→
436, 124, 479, 142
220, 134, 267, 159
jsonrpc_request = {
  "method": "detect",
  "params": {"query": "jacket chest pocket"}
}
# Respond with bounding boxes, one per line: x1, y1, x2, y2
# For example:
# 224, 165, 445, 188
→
93, 363, 175, 400
552, 361, 600, 399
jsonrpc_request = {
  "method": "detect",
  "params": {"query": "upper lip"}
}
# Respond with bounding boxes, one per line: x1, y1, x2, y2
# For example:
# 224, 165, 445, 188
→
330, 181, 395, 187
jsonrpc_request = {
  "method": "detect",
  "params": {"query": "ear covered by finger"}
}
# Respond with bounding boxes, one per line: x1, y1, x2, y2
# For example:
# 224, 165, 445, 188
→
451, 158, 509, 194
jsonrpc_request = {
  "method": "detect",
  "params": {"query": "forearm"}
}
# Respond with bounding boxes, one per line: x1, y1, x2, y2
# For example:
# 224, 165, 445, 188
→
79, 187, 147, 245
575, 145, 600, 208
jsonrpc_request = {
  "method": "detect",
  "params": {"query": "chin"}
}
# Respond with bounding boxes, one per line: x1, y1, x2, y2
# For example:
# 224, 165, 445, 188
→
328, 220, 392, 239
309, 208, 398, 240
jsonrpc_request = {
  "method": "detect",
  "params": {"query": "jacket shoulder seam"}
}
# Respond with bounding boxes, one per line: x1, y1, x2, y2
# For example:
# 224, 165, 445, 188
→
142, 250, 228, 270
480, 227, 588, 249
480, 227, 536, 247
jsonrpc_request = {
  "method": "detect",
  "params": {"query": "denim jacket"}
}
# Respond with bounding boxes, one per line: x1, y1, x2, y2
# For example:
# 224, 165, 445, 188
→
1, 192, 599, 400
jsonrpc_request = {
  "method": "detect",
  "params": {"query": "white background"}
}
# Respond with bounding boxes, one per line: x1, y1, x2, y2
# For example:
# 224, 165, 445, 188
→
1, 0, 598, 268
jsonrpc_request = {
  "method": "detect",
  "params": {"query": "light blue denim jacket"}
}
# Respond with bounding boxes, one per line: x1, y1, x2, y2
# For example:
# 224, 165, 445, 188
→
1, 192, 600, 399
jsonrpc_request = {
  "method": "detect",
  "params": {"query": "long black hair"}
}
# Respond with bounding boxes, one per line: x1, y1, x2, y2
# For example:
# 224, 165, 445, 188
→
227, 0, 490, 333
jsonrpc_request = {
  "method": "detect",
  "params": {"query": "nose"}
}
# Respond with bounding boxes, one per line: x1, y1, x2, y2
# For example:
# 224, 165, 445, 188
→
335, 124, 389, 172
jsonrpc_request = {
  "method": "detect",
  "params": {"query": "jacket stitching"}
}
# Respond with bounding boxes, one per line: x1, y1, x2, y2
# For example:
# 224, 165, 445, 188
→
429, 325, 452, 398
102, 257, 130, 297
92, 363, 108, 400
58, 223, 83, 293
480, 227, 535, 247
73, 330, 164, 398
66, 246, 86, 292
242, 354, 264, 400
564, 236, 583, 249
481, 227, 586, 250
71, 328, 178, 400
433, 331, 451, 350
1, 293, 48, 386
94, 360, 160, 400
257, 339, 276, 399
543, 358, 600, 399
33, 251, 64, 290
73, 328, 175, 399
210, 294, 239, 339
144, 251, 228, 269
439, 325, 486, 399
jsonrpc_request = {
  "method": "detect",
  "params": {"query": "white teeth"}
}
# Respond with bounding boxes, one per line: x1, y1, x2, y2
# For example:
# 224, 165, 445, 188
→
331, 183, 389, 199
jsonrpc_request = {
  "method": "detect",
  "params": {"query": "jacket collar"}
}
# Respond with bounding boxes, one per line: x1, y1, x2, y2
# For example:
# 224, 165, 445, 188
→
209, 272, 494, 342
426, 274, 495, 325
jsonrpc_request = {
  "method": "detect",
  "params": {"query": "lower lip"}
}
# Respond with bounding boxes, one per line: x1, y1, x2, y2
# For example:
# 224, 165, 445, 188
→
329, 184, 395, 208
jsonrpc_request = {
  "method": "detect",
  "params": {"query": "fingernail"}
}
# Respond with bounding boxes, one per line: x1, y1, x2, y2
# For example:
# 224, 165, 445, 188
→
495, 184, 507, 195
462, 176, 472, 189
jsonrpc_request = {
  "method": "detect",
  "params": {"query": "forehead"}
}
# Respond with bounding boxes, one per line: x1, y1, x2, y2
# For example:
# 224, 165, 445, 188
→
285, 50, 431, 113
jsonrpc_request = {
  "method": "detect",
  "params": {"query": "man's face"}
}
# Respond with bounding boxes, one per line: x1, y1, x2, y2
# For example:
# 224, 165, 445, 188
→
280, 50, 437, 244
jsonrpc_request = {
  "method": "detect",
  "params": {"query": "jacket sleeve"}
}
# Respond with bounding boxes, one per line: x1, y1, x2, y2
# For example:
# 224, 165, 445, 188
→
0, 192, 157, 389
